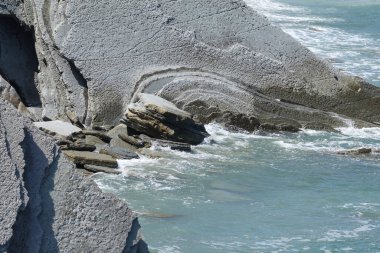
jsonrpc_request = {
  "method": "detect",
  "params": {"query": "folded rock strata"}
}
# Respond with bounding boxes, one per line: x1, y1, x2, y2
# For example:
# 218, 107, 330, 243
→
0, 99, 148, 252
1, 0, 380, 130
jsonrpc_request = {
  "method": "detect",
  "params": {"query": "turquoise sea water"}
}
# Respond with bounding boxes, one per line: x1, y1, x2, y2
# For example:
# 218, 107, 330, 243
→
94, 1, 380, 252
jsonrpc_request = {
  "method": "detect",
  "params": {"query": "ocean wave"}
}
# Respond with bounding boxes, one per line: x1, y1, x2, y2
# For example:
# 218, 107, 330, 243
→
244, 0, 380, 85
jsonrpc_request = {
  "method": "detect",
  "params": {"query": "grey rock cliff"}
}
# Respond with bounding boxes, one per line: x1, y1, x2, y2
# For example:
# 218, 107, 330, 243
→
2, 0, 379, 128
0, 99, 148, 252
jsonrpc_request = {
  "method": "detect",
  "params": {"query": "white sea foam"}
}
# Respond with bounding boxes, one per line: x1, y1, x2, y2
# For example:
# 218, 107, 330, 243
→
318, 224, 377, 242
244, 0, 380, 85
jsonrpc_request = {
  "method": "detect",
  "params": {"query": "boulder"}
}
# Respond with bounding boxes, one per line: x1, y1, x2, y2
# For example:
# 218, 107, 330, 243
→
33, 121, 82, 137
63, 150, 118, 168
123, 93, 209, 145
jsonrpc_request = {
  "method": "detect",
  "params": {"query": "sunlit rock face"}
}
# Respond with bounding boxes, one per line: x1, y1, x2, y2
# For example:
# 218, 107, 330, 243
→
4, 0, 380, 127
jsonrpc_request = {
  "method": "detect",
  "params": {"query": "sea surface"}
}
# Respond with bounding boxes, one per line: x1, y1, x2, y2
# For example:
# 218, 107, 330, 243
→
93, 1, 380, 252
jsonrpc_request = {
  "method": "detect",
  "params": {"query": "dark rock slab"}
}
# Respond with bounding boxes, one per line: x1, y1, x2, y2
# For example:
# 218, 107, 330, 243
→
83, 164, 121, 175
60, 142, 96, 152
140, 135, 191, 152
118, 134, 148, 148
124, 93, 209, 145
63, 150, 118, 168
100, 146, 139, 160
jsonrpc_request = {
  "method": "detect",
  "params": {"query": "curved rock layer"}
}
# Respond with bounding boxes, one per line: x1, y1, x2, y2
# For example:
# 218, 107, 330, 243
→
2, 0, 380, 128
0, 99, 148, 253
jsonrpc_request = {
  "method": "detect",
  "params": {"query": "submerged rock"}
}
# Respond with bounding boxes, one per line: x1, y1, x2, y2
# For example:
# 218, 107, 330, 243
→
123, 93, 209, 145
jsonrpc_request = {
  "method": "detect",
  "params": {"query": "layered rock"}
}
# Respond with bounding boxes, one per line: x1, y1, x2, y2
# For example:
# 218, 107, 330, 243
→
1, 0, 380, 130
0, 99, 148, 252
123, 94, 209, 145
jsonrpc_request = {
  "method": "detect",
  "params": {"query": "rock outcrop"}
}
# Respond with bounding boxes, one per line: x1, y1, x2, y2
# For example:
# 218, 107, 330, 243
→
123, 94, 209, 145
1, 0, 380, 130
0, 99, 148, 252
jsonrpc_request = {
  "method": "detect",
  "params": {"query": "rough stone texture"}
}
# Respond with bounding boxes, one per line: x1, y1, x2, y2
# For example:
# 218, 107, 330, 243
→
2, 0, 380, 130
0, 99, 148, 253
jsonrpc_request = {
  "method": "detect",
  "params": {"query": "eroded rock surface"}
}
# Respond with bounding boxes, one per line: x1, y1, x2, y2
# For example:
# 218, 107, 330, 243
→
0, 99, 148, 252
1, 0, 380, 130
123, 94, 209, 145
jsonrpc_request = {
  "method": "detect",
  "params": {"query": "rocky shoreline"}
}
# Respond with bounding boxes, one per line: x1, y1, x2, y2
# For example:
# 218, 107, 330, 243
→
2, 0, 380, 252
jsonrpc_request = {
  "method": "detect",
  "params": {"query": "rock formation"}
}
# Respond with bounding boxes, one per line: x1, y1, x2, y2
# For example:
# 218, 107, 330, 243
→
1, 0, 380, 129
2, 0, 380, 252
0, 100, 148, 252
123, 93, 209, 145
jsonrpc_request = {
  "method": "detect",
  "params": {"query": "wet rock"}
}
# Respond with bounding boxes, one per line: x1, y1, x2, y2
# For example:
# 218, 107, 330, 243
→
63, 150, 118, 168
33, 120, 82, 137
220, 112, 260, 132
100, 146, 139, 160
83, 165, 121, 175
259, 118, 302, 132
123, 93, 209, 145
337, 148, 373, 156
140, 135, 191, 152
304, 122, 339, 132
